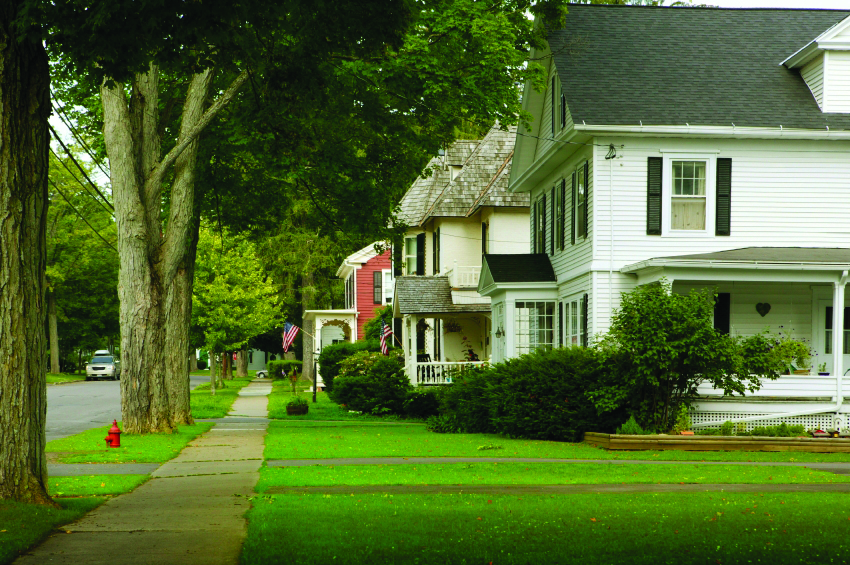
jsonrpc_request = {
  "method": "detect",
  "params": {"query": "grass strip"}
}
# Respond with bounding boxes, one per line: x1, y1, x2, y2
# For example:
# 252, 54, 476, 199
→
264, 420, 850, 463
241, 491, 850, 565
48, 474, 149, 497
46, 373, 85, 384
0, 498, 104, 565
190, 376, 253, 418
255, 462, 850, 490
267, 382, 400, 421
46, 422, 213, 463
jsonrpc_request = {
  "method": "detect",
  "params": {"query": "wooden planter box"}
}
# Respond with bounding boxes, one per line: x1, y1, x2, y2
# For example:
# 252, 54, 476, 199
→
286, 404, 309, 416
584, 432, 850, 453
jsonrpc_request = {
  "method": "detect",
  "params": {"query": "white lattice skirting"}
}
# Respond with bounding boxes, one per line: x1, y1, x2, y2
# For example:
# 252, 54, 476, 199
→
690, 411, 838, 431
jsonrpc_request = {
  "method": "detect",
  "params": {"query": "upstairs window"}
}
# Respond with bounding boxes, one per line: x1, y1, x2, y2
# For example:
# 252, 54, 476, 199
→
404, 236, 417, 275
672, 160, 707, 231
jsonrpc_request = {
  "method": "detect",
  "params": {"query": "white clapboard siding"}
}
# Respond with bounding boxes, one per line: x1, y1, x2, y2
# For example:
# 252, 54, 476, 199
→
825, 51, 850, 113
801, 54, 824, 109
696, 375, 848, 399
592, 271, 636, 335
592, 136, 850, 265
532, 64, 575, 161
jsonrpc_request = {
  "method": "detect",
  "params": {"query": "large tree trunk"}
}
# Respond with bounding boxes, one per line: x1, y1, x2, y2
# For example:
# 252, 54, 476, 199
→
236, 348, 248, 377
0, 11, 54, 505
47, 289, 60, 374
190, 351, 199, 373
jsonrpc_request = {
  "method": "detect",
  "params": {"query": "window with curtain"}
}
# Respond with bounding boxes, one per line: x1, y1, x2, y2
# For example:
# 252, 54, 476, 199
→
671, 160, 707, 230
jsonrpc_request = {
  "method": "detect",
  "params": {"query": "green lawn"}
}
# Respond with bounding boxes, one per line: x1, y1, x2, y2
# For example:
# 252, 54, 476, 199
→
263, 420, 850, 463
2, 474, 150, 565
48, 474, 149, 497
191, 376, 253, 418
46, 422, 213, 463
46, 373, 85, 384
241, 491, 850, 565
255, 462, 850, 489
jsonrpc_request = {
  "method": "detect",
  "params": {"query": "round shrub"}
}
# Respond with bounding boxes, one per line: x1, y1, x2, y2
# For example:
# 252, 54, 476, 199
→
329, 351, 409, 415
403, 388, 440, 419
317, 339, 382, 391
435, 365, 500, 434
197, 359, 208, 370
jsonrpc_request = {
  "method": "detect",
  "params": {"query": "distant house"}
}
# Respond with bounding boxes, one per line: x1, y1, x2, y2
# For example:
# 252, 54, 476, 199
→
336, 244, 394, 340
392, 125, 530, 385
479, 4, 850, 431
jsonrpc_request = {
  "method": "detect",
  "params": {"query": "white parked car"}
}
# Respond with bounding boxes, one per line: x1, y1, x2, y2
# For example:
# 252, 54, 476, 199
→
86, 355, 121, 381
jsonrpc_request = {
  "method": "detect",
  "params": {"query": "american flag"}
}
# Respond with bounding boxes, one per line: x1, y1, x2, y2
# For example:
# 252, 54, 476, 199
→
380, 318, 392, 356
282, 322, 299, 353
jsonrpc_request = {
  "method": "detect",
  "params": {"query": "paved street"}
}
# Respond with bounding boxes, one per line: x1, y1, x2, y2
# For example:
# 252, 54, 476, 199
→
46, 374, 210, 441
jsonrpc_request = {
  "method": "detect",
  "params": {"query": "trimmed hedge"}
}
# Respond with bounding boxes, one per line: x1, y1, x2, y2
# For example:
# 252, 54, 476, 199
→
430, 347, 628, 442
328, 351, 408, 415
267, 360, 303, 380
317, 339, 382, 391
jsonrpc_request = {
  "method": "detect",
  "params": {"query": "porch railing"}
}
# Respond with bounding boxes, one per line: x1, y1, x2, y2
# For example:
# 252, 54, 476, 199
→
411, 361, 486, 386
444, 264, 481, 288
696, 374, 850, 400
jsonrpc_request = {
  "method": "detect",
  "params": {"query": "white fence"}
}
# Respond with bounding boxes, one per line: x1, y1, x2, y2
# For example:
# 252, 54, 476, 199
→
445, 264, 481, 288
410, 361, 486, 386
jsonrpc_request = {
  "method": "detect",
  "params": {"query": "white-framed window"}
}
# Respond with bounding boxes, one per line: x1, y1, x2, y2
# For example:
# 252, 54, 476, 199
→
575, 164, 587, 239
535, 194, 546, 253
661, 152, 717, 235
515, 301, 555, 355
382, 269, 393, 304
404, 236, 417, 275
344, 274, 355, 309
563, 296, 586, 346
825, 306, 850, 355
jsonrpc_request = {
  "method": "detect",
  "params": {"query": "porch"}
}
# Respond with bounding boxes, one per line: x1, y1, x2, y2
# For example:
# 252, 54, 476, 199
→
622, 247, 850, 430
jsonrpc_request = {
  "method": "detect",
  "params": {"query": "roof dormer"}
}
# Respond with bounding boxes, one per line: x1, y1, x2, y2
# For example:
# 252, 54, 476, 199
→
783, 14, 850, 113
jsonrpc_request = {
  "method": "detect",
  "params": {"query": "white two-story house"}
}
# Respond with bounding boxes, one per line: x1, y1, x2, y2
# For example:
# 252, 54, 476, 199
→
479, 4, 850, 430
393, 125, 529, 384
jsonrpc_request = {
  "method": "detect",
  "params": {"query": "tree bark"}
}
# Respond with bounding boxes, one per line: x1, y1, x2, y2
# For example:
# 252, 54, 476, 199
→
236, 348, 248, 377
0, 10, 54, 504
209, 352, 217, 396
48, 289, 60, 374
190, 350, 199, 373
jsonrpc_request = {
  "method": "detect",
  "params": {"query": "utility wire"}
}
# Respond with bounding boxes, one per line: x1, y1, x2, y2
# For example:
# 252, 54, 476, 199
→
50, 91, 110, 178
49, 146, 115, 219
49, 124, 115, 212
48, 178, 118, 253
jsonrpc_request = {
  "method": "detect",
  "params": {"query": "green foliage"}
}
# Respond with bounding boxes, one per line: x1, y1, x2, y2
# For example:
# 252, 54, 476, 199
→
616, 415, 646, 435
192, 227, 283, 355
317, 339, 382, 391
402, 389, 441, 419
287, 395, 308, 408
591, 280, 780, 433
672, 405, 692, 434
267, 360, 303, 380
425, 414, 464, 434
720, 421, 734, 436
329, 351, 409, 415
197, 360, 208, 370
363, 305, 395, 341
436, 347, 628, 441
749, 423, 807, 437
769, 334, 812, 372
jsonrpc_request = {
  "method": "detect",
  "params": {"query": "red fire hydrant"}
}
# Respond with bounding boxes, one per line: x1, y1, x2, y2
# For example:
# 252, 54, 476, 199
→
104, 420, 122, 448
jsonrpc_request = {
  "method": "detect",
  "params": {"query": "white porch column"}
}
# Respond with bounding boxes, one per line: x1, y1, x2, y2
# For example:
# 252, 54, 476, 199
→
410, 315, 419, 387
832, 272, 848, 400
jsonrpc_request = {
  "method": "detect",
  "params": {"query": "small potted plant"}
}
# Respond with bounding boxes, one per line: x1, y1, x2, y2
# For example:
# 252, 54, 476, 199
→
818, 362, 829, 376
286, 395, 309, 416
770, 336, 811, 375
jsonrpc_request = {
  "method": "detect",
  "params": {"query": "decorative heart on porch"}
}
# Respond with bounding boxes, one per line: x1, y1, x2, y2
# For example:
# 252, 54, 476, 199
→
756, 303, 771, 317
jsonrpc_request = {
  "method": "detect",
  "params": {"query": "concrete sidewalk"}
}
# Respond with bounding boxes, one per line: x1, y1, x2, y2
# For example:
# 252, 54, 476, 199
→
17, 379, 271, 565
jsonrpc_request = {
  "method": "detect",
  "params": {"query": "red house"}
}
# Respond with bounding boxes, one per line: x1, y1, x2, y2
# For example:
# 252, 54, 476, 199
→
336, 244, 394, 340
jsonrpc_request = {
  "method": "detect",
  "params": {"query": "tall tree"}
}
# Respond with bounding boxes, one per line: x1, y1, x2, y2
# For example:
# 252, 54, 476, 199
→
0, 1, 52, 505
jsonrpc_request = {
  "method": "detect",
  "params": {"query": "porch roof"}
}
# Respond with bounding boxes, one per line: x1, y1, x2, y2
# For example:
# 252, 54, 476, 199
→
623, 247, 850, 273
394, 276, 490, 316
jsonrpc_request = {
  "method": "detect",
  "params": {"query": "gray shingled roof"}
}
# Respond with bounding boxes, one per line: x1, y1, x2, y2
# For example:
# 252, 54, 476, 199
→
652, 247, 850, 264
396, 141, 479, 227
428, 126, 529, 217
482, 254, 556, 283
549, 5, 850, 130
395, 276, 491, 315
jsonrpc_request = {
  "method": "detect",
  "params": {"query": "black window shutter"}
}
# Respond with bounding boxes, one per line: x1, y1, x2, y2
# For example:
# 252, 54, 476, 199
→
581, 294, 589, 347
560, 93, 566, 129
549, 187, 555, 254
373, 271, 382, 304
432, 231, 437, 274
392, 242, 402, 277
531, 200, 537, 253
583, 161, 590, 238
541, 194, 547, 253
714, 293, 731, 334
716, 158, 732, 236
416, 233, 425, 276
571, 173, 576, 245
559, 179, 566, 249
647, 157, 663, 235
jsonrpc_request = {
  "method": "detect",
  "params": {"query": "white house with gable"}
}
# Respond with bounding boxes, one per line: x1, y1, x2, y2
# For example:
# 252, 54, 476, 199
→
392, 125, 530, 385
479, 4, 850, 430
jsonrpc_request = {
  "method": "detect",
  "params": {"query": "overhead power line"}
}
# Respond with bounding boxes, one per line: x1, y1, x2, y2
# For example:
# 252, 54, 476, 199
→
49, 146, 115, 219
48, 177, 118, 253
50, 90, 111, 178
